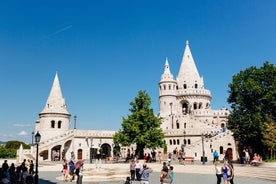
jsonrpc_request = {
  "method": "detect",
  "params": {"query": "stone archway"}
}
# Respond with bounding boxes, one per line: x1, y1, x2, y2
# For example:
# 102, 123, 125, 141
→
77, 149, 83, 160
101, 143, 111, 158
227, 147, 233, 161
51, 145, 61, 161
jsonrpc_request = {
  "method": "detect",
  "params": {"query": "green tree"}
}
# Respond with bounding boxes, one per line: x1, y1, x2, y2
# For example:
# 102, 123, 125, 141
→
227, 61, 276, 158
5, 141, 30, 149
113, 90, 165, 159
262, 119, 276, 160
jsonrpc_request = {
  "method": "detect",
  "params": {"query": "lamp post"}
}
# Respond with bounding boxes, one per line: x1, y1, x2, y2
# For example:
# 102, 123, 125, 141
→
90, 138, 93, 163
74, 115, 77, 129
181, 131, 186, 151
34, 131, 41, 184
32, 131, 34, 145
170, 102, 173, 129
201, 133, 205, 165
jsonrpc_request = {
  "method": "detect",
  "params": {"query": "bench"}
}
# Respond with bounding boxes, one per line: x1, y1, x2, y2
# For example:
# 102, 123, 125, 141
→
179, 156, 194, 164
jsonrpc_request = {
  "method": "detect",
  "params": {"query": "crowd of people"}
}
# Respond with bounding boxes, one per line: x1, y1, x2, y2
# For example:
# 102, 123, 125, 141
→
61, 158, 84, 184
126, 155, 175, 184
0, 159, 34, 184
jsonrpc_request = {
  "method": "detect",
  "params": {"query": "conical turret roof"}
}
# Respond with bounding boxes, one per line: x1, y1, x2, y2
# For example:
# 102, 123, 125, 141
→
177, 40, 204, 89
40, 73, 69, 115
160, 57, 174, 82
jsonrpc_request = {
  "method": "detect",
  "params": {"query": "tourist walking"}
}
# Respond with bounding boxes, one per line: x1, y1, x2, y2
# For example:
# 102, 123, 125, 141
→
75, 160, 84, 184
139, 163, 153, 184
129, 159, 136, 181
213, 150, 219, 164
169, 166, 174, 184
62, 159, 69, 182
214, 160, 222, 184
160, 164, 170, 184
135, 159, 142, 181
222, 161, 231, 184
69, 159, 75, 181
228, 161, 234, 184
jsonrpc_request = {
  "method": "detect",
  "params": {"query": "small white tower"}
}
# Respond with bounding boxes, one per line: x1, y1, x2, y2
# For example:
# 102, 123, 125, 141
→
159, 57, 177, 119
35, 73, 71, 142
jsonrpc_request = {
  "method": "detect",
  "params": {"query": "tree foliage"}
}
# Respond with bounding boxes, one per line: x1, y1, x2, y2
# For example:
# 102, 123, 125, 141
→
0, 141, 30, 158
262, 119, 276, 160
227, 61, 276, 158
5, 141, 30, 149
113, 90, 165, 159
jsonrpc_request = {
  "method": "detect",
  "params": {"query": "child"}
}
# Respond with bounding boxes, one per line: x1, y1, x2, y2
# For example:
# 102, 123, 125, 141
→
125, 176, 132, 184
170, 166, 175, 184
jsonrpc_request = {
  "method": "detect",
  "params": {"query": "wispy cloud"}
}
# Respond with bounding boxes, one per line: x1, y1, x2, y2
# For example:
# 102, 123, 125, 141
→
13, 124, 31, 127
18, 131, 28, 136
1, 134, 13, 138
46, 25, 73, 38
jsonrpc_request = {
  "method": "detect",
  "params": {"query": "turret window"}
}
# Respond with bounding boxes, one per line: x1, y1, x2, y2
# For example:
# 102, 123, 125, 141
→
176, 121, 180, 129
51, 120, 55, 128
168, 84, 171, 90
183, 84, 187, 89
58, 121, 62, 128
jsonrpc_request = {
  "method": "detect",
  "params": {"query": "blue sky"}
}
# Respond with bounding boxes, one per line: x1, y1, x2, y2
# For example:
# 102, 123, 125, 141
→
0, 0, 275, 143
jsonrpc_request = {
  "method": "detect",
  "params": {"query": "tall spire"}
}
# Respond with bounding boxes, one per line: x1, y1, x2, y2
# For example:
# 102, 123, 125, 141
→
177, 40, 204, 89
40, 72, 69, 114
161, 57, 174, 81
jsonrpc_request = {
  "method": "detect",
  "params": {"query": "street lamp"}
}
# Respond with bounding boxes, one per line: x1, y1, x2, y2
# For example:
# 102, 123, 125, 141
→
34, 131, 41, 184
170, 102, 173, 129
32, 131, 34, 145
201, 133, 205, 165
74, 115, 77, 129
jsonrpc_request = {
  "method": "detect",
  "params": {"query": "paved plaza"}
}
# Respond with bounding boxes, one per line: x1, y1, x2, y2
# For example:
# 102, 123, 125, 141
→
37, 160, 276, 184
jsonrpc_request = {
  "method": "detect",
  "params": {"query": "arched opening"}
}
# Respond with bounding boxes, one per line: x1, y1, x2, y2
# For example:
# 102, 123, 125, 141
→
77, 149, 83, 160
51, 120, 55, 128
193, 102, 198, 110
220, 146, 224, 154
227, 147, 233, 161
101, 143, 111, 158
58, 121, 62, 128
51, 145, 61, 161
176, 120, 180, 129
182, 102, 189, 114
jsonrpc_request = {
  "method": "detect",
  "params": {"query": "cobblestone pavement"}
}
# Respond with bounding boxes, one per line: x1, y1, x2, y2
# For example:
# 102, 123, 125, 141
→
37, 160, 276, 184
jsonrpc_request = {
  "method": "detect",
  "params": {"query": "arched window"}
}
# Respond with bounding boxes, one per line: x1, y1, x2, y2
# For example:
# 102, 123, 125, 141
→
188, 139, 191, 144
173, 139, 176, 145
220, 146, 223, 154
177, 139, 180, 145
169, 84, 171, 90
58, 121, 62, 128
193, 102, 197, 110
195, 83, 198, 88
169, 140, 172, 145
184, 123, 187, 129
176, 122, 180, 129
183, 84, 187, 89
51, 120, 55, 128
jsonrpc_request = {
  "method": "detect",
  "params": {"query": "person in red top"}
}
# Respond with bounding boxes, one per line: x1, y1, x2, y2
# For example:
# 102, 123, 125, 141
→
62, 159, 69, 181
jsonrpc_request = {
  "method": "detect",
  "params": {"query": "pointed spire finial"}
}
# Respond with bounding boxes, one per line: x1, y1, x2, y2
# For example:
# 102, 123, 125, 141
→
186, 40, 189, 45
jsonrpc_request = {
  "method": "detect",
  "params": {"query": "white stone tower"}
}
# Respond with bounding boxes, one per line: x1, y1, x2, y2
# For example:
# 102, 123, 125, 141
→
35, 73, 71, 142
159, 41, 236, 161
